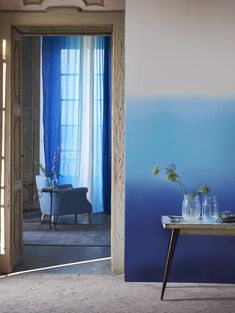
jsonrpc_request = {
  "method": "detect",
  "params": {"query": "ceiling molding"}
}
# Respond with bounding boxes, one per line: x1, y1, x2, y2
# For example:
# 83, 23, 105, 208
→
0, 0, 125, 12
16, 25, 113, 34
83, 0, 104, 6
45, 6, 82, 12
23, 0, 44, 5
23, 0, 105, 6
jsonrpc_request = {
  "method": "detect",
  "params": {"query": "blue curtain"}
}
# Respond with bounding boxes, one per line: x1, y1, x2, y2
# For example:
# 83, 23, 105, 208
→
42, 37, 64, 177
42, 36, 111, 213
102, 37, 111, 213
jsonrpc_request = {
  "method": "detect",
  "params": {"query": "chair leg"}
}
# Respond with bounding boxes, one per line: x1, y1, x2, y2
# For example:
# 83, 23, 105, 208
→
49, 215, 54, 229
88, 213, 92, 224
74, 214, 77, 224
40, 214, 45, 223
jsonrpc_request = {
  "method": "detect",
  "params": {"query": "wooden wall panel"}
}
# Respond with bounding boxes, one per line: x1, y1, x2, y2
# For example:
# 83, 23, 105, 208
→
13, 189, 22, 263
111, 24, 125, 274
11, 29, 23, 268
13, 40, 21, 106
13, 115, 21, 181
22, 37, 40, 212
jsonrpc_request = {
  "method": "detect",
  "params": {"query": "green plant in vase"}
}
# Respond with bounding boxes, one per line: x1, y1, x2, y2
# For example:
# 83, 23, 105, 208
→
152, 164, 210, 221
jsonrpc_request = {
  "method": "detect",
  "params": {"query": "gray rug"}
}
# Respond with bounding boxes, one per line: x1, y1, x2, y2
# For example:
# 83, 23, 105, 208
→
24, 224, 110, 246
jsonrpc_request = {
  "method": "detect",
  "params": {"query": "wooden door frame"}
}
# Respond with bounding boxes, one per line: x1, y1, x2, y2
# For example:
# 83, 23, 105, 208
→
11, 28, 23, 268
0, 18, 124, 274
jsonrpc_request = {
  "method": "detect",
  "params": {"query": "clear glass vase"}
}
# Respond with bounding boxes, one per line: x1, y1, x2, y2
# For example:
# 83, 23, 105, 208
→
51, 174, 58, 191
202, 194, 219, 223
182, 194, 201, 222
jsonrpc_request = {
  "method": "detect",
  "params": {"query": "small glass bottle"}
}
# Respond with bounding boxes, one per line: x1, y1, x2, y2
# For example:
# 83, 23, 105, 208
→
182, 194, 201, 222
202, 194, 219, 223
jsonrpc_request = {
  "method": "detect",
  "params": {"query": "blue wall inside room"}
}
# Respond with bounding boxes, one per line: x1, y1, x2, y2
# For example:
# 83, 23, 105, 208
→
125, 97, 235, 282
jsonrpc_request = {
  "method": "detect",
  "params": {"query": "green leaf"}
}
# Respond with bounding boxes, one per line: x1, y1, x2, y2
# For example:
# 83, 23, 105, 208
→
166, 171, 178, 182
34, 162, 46, 176
152, 165, 160, 176
199, 185, 210, 194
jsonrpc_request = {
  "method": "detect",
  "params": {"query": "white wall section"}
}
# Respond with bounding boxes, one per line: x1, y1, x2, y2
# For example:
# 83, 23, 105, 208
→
126, 0, 235, 98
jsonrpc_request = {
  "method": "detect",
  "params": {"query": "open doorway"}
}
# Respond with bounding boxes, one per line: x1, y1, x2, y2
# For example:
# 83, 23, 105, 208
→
14, 34, 112, 274
0, 19, 124, 275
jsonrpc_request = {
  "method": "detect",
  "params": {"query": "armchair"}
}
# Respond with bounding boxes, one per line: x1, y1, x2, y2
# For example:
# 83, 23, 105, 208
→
53, 187, 92, 224
35, 175, 92, 225
35, 175, 51, 222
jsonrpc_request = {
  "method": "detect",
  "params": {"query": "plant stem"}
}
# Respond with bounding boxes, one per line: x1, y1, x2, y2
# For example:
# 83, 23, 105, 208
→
177, 176, 188, 195
159, 168, 169, 172
176, 177, 194, 214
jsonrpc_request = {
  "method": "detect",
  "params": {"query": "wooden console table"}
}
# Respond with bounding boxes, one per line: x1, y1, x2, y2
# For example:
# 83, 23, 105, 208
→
161, 215, 235, 300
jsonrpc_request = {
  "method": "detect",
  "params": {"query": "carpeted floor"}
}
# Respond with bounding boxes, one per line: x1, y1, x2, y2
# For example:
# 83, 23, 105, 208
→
24, 224, 110, 246
23, 211, 110, 246
7, 212, 235, 312
15, 211, 111, 274
0, 272, 235, 313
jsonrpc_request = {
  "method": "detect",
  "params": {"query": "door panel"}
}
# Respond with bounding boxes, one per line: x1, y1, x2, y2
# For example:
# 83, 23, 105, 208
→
13, 189, 22, 264
11, 28, 23, 269
13, 114, 21, 180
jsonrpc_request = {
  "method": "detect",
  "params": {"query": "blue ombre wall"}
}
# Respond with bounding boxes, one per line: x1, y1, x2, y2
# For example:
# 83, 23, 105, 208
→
125, 0, 235, 282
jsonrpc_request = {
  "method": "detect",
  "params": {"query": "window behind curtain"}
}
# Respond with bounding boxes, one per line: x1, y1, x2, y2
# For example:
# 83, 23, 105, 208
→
42, 36, 111, 213
60, 47, 81, 178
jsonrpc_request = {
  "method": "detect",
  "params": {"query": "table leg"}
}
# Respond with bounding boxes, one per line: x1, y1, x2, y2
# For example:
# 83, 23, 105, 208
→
49, 191, 53, 229
161, 229, 180, 300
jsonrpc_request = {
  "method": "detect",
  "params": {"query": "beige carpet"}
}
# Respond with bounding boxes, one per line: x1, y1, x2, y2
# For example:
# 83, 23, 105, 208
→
0, 271, 235, 313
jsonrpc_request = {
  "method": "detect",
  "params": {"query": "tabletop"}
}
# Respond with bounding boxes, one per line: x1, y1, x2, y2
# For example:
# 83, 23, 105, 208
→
161, 215, 235, 236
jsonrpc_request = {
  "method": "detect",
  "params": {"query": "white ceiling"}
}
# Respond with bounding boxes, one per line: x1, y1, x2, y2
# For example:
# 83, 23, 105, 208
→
0, 0, 125, 11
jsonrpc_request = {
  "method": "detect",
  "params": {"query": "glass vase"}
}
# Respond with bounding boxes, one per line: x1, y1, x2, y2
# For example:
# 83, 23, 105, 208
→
182, 194, 201, 222
46, 177, 51, 187
202, 194, 219, 223
51, 174, 58, 191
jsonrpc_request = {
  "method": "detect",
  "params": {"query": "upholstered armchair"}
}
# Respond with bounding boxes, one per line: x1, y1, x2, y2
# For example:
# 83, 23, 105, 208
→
52, 187, 92, 224
35, 175, 92, 225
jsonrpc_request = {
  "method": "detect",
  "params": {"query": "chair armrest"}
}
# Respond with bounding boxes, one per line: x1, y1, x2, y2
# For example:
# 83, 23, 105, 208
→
58, 184, 73, 190
68, 187, 88, 194
53, 187, 92, 216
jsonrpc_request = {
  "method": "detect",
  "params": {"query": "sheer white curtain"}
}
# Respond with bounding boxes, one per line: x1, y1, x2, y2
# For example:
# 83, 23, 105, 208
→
59, 36, 104, 213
